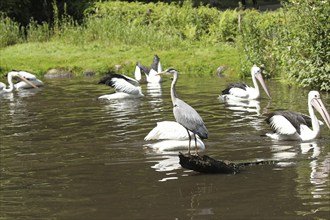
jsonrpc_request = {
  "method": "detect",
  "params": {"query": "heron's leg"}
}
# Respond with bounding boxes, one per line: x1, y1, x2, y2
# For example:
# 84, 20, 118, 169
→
186, 129, 191, 155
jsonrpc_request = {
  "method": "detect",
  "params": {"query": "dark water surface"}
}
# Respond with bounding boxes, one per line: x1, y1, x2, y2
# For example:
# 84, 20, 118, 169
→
1, 74, 329, 220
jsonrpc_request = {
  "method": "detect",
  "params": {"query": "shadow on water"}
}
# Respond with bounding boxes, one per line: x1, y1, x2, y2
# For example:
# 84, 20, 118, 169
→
0, 75, 329, 219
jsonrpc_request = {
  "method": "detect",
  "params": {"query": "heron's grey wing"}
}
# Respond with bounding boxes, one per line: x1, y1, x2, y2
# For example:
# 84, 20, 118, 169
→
173, 99, 208, 139
111, 78, 141, 95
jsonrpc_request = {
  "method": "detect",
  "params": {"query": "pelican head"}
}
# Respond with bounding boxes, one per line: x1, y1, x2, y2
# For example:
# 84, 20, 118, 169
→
251, 65, 271, 99
309, 91, 330, 129
7, 71, 39, 89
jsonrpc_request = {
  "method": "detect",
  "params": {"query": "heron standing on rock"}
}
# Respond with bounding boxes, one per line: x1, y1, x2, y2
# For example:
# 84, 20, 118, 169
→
157, 68, 208, 154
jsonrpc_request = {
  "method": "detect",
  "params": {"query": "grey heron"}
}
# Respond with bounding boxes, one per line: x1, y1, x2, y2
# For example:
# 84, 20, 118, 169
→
98, 73, 144, 100
265, 91, 330, 141
134, 55, 162, 83
158, 68, 208, 154
220, 65, 271, 100
1, 70, 41, 93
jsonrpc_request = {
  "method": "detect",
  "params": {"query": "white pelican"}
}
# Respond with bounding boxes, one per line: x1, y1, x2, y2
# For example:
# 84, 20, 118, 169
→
157, 68, 208, 154
144, 121, 205, 152
265, 91, 330, 141
0, 70, 41, 93
0, 82, 6, 91
220, 65, 271, 100
134, 55, 162, 83
98, 73, 144, 100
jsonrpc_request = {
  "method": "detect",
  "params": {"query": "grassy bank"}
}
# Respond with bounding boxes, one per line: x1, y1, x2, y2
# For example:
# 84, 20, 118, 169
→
1, 1, 242, 78
0, 41, 240, 78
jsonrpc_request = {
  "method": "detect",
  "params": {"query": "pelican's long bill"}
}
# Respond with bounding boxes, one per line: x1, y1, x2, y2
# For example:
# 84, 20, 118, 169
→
255, 73, 271, 99
16, 75, 39, 89
311, 97, 330, 129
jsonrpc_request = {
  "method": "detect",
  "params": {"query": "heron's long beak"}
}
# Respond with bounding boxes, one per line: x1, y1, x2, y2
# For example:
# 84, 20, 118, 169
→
255, 74, 271, 99
311, 98, 330, 129
16, 75, 39, 89
155, 71, 165, 76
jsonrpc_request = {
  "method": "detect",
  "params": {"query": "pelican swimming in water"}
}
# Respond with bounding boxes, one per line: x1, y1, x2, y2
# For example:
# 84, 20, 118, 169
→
220, 65, 271, 100
0, 70, 41, 93
265, 91, 330, 141
98, 73, 144, 100
157, 68, 208, 154
134, 55, 162, 83
144, 121, 205, 152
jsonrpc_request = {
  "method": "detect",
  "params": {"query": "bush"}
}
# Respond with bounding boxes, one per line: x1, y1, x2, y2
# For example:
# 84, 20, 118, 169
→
84, 1, 239, 48
237, 1, 330, 91
26, 19, 52, 42
237, 10, 285, 78
0, 13, 23, 47
280, 0, 330, 92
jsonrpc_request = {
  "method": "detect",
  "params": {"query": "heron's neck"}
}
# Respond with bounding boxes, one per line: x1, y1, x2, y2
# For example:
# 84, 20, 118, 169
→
171, 72, 178, 106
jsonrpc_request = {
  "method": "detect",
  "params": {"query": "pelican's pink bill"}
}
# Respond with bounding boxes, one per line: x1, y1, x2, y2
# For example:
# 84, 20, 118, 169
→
17, 75, 39, 89
311, 98, 330, 129
255, 74, 271, 99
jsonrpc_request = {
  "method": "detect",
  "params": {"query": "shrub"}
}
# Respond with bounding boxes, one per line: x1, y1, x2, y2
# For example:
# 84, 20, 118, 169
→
26, 19, 52, 42
237, 1, 330, 91
0, 13, 23, 47
280, 0, 330, 91
236, 10, 285, 78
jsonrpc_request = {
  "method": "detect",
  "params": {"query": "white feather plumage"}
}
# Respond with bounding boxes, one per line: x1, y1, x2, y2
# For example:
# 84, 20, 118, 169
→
144, 121, 205, 152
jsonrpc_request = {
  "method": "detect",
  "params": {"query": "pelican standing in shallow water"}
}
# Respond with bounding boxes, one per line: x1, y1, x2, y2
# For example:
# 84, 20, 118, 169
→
98, 73, 144, 100
0, 70, 41, 93
134, 55, 162, 83
265, 91, 330, 141
157, 68, 208, 154
220, 65, 271, 100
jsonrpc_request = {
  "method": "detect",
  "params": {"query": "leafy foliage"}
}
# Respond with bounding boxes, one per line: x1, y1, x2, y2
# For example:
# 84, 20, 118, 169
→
83, 0, 238, 47
281, 0, 330, 92
0, 13, 23, 47
237, 0, 330, 91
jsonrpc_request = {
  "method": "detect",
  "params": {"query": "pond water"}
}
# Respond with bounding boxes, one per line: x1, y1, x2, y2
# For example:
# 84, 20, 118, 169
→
0, 74, 329, 220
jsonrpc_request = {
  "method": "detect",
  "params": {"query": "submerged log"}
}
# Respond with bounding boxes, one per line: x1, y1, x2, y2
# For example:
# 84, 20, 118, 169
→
179, 152, 277, 174
179, 153, 240, 174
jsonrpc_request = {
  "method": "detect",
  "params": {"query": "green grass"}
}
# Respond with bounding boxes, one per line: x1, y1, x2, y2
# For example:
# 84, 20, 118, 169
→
0, 40, 240, 78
